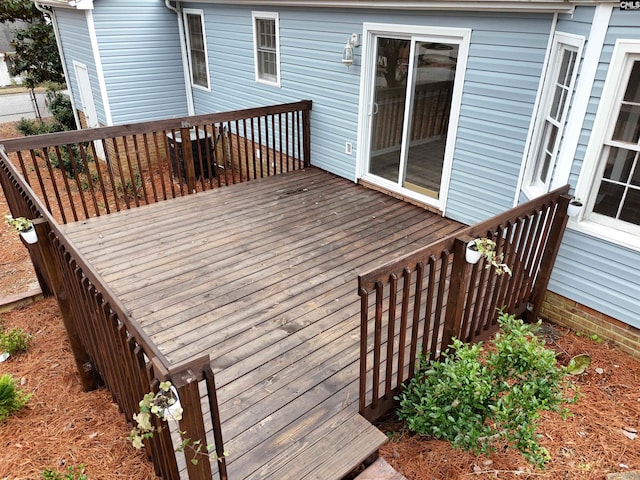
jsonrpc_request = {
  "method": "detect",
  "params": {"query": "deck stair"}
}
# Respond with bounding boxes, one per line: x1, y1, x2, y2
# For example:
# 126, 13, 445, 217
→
354, 458, 407, 480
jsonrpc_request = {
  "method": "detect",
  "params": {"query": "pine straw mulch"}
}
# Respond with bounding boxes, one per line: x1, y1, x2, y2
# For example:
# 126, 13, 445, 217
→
378, 324, 640, 480
0, 298, 155, 480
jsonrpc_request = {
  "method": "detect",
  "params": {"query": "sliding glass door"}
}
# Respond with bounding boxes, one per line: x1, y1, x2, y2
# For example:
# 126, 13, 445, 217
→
366, 34, 459, 200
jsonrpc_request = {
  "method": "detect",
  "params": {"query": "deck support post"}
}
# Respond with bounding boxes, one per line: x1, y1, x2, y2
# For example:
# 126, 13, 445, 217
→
34, 220, 100, 391
302, 102, 311, 166
523, 194, 571, 324
441, 236, 472, 349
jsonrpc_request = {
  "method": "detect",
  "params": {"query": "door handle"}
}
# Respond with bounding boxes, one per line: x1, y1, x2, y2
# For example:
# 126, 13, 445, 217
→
371, 102, 379, 115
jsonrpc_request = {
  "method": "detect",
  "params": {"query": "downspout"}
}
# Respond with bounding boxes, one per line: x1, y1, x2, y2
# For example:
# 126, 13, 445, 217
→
165, 0, 195, 116
34, 1, 82, 129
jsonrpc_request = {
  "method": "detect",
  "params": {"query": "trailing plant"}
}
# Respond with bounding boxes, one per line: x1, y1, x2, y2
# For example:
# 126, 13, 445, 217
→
41, 465, 87, 480
129, 381, 228, 466
397, 311, 576, 467
0, 327, 33, 355
5, 215, 33, 233
468, 237, 512, 276
0, 373, 31, 422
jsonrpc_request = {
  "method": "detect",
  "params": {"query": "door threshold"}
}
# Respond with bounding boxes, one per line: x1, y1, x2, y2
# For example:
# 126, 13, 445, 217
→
358, 178, 443, 215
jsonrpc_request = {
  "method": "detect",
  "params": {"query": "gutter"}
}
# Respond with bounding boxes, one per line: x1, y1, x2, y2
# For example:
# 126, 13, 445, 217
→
165, 0, 195, 116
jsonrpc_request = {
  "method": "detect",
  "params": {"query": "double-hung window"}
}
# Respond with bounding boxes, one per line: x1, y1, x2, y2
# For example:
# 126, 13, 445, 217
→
524, 33, 582, 196
252, 12, 280, 86
184, 9, 210, 90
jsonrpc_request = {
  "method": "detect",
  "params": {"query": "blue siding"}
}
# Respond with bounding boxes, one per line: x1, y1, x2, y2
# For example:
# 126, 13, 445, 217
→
548, 8, 640, 329
54, 8, 106, 125
185, 4, 554, 191
92, 0, 188, 124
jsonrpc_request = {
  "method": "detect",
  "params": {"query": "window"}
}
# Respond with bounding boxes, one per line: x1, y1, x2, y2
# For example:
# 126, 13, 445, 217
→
590, 58, 640, 232
184, 9, 210, 90
524, 33, 582, 195
252, 12, 280, 86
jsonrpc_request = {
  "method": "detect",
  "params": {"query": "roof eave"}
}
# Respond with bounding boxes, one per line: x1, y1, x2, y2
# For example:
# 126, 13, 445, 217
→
33, 0, 93, 10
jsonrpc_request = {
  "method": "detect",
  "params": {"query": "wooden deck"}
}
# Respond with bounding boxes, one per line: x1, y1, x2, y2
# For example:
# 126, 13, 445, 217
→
60, 167, 463, 479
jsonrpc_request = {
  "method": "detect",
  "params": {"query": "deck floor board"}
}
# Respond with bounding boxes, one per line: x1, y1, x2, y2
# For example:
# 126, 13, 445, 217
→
60, 167, 463, 480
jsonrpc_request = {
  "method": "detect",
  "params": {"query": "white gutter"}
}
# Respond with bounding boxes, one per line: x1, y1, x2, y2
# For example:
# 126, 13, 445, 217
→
33, 1, 82, 129
165, 0, 195, 116
186, 0, 576, 13
33, 0, 94, 9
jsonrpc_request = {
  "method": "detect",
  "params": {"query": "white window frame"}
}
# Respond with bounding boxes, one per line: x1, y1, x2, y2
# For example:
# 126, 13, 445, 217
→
252, 11, 281, 87
523, 32, 584, 199
183, 8, 211, 91
574, 39, 640, 251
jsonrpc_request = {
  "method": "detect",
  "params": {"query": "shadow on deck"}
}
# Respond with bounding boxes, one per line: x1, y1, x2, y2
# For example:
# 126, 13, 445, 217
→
59, 167, 463, 479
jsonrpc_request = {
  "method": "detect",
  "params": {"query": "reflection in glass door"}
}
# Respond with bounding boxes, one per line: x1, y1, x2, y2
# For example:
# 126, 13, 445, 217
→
368, 36, 457, 199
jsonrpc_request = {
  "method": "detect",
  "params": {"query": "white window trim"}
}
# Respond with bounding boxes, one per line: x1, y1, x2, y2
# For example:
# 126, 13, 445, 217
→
251, 11, 281, 88
183, 8, 211, 92
521, 31, 584, 200
355, 23, 471, 214
573, 39, 640, 252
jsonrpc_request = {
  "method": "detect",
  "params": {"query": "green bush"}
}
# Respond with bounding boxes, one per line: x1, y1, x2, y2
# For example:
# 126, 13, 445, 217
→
46, 90, 75, 131
397, 312, 576, 467
0, 327, 32, 355
0, 374, 31, 422
15, 117, 65, 136
41, 465, 87, 480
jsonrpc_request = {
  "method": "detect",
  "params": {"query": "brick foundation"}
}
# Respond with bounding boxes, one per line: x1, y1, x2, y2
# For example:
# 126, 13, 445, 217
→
540, 291, 640, 359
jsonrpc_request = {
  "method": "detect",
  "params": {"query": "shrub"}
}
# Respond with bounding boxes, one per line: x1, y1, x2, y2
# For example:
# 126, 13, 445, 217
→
0, 327, 32, 355
41, 465, 87, 480
397, 312, 576, 467
0, 374, 31, 422
46, 90, 75, 131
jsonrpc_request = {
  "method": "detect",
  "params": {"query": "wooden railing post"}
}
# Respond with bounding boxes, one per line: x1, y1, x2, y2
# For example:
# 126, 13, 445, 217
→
180, 127, 197, 194
523, 194, 571, 323
441, 236, 472, 349
173, 367, 214, 480
302, 103, 311, 167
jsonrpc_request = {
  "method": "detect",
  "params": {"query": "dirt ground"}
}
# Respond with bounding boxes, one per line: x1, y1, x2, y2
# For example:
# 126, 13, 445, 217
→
1, 121, 639, 479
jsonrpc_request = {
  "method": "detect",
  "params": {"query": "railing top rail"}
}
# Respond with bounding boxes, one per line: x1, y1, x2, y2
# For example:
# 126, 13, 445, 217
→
0, 145, 211, 377
358, 184, 570, 293
0, 100, 313, 152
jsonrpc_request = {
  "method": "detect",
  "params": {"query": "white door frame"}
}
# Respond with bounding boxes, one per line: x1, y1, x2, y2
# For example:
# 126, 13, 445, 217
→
355, 23, 471, 213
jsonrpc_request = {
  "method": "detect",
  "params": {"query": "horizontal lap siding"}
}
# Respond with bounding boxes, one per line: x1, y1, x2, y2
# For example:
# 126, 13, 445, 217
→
550, 8, 640, 329
93, 0, 189, 124
186, 5, 554, 184
447, 16, 552, 224
53, 9, 107, 125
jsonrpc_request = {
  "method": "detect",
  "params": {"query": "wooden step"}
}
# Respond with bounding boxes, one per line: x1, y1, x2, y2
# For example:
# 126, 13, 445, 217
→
354, 458, 407, 480
242, 411, 387, 480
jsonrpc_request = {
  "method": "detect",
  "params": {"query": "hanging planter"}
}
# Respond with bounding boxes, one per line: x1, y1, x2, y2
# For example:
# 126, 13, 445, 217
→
465, 240, 483, 264
4, 215, 38, 244
567, 199, 583, 218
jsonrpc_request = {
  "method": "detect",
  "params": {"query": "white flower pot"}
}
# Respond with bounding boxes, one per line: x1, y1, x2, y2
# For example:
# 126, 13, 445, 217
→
567, 201, 583, 218
20, 227, 38, 244
465, 241, 482, 264
164, 386, 183, 421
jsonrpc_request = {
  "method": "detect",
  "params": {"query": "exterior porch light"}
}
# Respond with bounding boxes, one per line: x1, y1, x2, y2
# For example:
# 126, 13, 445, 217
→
342, 33, 359, 68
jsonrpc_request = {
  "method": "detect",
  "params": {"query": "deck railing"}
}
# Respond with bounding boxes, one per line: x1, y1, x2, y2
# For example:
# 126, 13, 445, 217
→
0, 104, 315, 480
357, 186, 571, 421
1, 100, 311, 224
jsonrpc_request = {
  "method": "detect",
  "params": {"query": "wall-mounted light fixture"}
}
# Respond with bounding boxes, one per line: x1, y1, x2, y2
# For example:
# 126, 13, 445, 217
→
342, 33, 360, 68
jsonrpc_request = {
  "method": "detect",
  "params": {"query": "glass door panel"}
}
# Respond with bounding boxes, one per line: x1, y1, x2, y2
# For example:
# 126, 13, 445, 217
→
402, 42, 457, 198
368, 37, 410, 183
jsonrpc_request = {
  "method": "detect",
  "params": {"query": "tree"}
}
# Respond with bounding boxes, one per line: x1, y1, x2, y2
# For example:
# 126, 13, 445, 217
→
0, 0, 64, 89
